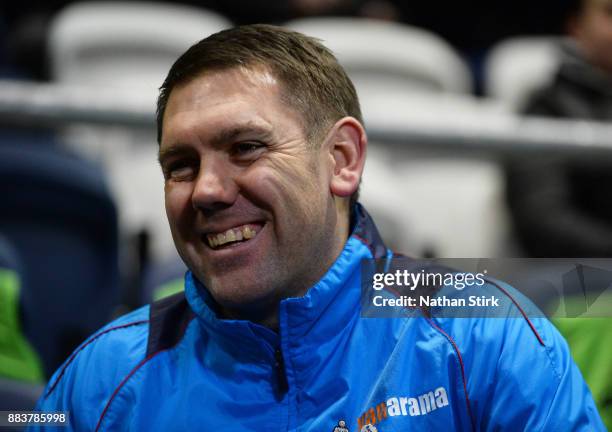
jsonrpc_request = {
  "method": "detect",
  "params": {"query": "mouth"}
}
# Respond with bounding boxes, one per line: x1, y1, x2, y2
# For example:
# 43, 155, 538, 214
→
203, 223, 262, 250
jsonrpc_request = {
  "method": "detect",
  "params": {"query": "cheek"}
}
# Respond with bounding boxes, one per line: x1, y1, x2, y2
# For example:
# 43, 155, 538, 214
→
164, 184, 194, 229
239, 157, 310, 199
239, 167, 319, 234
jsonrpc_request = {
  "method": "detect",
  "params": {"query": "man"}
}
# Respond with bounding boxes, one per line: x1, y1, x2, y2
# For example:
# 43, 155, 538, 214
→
505, 0, 612, 427
507, 0, 612, 258
33, 25, 603, 431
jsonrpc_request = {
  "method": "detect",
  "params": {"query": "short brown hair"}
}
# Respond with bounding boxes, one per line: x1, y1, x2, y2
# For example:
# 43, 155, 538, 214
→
156, 24, 362, 206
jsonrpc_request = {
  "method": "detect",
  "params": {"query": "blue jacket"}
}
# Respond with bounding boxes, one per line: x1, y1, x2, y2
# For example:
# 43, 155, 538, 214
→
32, 206, 604, 431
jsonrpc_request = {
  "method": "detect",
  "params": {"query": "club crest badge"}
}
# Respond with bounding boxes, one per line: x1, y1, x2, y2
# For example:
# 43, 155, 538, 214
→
333, 419, 349, 432
361, 425, 378, 432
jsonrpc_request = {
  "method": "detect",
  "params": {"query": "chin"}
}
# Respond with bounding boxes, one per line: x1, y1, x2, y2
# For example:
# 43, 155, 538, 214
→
207, 277, 277, 309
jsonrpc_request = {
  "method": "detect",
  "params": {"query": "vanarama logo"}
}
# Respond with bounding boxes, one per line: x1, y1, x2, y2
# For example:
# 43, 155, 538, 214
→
357, 387, 449, 429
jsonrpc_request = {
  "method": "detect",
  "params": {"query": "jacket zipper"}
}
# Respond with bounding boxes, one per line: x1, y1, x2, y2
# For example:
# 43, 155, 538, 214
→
275, 348, 289, 394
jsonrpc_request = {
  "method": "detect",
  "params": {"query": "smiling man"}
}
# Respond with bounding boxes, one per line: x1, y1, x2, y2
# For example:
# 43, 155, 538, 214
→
158, 64, 360, 327
31, 25, 604, 431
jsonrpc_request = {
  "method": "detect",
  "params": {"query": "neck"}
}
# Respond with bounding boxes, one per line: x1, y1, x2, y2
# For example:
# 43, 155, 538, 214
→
221, 303, 281, 331
221, 210, 351, 331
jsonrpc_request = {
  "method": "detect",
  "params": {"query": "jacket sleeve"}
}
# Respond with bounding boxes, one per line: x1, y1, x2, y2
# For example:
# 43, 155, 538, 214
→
436, 284, 605, 431
26, 308, 150, 432
482, 317, 604, 431
28, 356, 96, 432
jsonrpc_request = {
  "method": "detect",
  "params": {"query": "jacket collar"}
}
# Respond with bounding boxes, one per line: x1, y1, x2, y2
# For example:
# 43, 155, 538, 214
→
184, 204, 388, 362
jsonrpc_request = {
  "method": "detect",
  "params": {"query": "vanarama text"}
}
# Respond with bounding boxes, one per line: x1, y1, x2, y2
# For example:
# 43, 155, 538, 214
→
357, 387, 449, 429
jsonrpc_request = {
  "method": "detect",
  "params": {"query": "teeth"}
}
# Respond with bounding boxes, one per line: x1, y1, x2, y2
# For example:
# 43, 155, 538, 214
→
207, 225, 257, 248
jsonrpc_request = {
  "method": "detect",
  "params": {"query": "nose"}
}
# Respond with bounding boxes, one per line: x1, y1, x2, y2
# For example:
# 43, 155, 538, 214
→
191, 155, 238, 211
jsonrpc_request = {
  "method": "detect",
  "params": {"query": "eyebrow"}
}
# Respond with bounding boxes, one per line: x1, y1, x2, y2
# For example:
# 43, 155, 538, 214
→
158, 123, 274, 165
158, 145, 189, 166
208, 123, 273, 148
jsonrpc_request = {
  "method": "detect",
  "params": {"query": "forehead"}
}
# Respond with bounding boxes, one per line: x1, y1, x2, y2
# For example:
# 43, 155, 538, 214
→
165, 67, 279, 119
161, 67, 303, 146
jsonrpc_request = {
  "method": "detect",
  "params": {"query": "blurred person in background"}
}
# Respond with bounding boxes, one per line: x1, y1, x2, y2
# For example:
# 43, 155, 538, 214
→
505, 0, 612, 427
506, 0, 612, 258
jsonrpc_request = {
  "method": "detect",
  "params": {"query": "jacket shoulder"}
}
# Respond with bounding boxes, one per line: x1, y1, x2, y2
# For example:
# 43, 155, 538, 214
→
430, 280, 604, 430
35, 306, 150, 429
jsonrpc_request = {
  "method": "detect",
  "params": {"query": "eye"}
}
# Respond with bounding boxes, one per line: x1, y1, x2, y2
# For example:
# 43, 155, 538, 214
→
163, 160, 197, 181
232, 142, 265, 159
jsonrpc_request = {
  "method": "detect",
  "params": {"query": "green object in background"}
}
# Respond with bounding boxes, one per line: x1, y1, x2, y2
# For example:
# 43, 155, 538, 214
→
153, 278, 185, 302
554, 317, 612, 429
0, 269, 44, 383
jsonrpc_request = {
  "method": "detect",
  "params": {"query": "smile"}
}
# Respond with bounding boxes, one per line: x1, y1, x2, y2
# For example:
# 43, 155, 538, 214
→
205, 224, 259, 249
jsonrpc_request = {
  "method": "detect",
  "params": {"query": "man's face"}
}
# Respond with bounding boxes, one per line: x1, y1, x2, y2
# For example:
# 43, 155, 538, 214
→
160, 67, 346, 318
572, 0, 612, 74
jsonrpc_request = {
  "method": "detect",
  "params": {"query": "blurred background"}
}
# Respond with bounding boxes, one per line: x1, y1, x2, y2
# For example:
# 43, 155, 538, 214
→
0, 0, 611, 427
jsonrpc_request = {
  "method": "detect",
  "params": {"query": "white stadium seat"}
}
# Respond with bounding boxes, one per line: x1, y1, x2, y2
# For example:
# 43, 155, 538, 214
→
286, 17, 473, 95
484, 36, 564, 110
49, 2, 231, 91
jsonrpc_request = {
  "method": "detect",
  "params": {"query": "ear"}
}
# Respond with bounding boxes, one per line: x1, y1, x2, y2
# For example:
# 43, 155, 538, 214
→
325, 117, 367, 198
